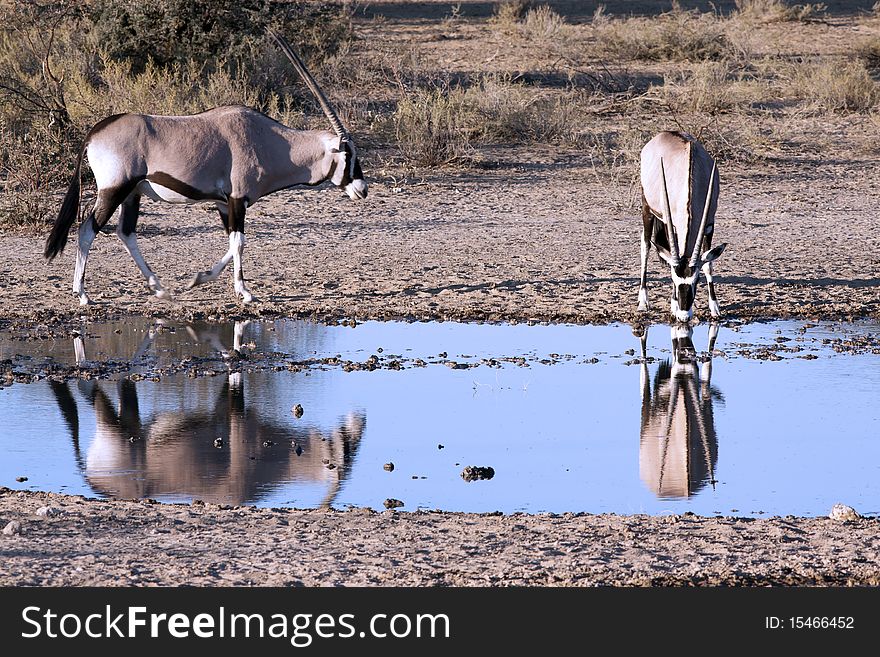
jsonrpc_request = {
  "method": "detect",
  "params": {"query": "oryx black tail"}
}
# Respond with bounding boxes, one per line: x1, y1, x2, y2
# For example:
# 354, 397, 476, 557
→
44, 145, 85, 261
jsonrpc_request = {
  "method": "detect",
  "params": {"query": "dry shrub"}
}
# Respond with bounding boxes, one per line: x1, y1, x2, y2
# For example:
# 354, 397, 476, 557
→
593, 7, 736, 62
519, 5, 568, 42
658, 62, 740, 114
858, 38, 880, 73
489, 0, 535, 34
733, 0, 826, 23
788, 60, 880, 113
489, 3, 572, 47
393, 86, 478, 166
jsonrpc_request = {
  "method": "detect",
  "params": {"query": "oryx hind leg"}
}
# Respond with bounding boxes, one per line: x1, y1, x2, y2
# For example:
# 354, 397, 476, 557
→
115, 193, 171, 300
73, 184, 133, 306
637, 194, 652, 312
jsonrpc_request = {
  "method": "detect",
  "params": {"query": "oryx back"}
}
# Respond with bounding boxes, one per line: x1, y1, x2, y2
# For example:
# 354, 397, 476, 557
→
641, 131, 717, 259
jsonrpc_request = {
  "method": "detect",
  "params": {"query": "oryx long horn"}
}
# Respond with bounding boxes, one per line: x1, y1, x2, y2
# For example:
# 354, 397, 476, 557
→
660, 157, 680, 265
268, 29, 349, 139
689, 162, 717, 269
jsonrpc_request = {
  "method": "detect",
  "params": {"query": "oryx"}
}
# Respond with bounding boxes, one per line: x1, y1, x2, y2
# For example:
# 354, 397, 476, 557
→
638, 131, 727, 322
44, 31, 366, 306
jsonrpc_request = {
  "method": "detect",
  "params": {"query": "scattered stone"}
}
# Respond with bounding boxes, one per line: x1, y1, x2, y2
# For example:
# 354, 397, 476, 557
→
383, 498, 404, 510
214, 438, 223, 448
461, 466, 495, 482
438, 444, 444, 450
2, 521, 21, 536
15, 476, 27, 483
294, 445, 303, 456
262, 440, 274, 447
292, 404, 304, 418
326, 463, 336, 470
829, 503, 861, 522
383, 462, 394, 472
35, 506, 60, 517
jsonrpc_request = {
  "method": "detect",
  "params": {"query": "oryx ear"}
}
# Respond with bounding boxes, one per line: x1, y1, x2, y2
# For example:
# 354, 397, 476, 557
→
652, 241, 677, 267
701, 243, 727, 264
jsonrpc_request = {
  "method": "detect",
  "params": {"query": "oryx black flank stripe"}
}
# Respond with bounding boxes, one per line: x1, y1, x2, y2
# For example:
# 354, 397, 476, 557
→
146, 172, 226, 202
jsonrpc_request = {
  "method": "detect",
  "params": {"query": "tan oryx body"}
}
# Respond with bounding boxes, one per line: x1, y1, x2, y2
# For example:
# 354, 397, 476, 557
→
44, 33, 366, 306
638, 131, 726, 322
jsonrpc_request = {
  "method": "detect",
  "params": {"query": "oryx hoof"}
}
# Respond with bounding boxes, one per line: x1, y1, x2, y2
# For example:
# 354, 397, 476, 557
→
708, 299, 721, 319
187, 272, 209, 290
239, 291, 254, 305
637, 301, 650, 312
78, 294, 92, 306
154, 289, 172, 301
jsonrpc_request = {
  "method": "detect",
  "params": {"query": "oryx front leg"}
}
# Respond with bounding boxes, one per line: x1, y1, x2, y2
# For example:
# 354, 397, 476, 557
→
115, 194, 170, 301
638, 198, 652, 312
190, 198, 253, 303
702, 261, 720, 318
229, 231, 253, 304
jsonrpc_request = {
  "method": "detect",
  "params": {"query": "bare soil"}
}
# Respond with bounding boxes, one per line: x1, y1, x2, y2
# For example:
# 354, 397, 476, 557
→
2, 489, 879, 586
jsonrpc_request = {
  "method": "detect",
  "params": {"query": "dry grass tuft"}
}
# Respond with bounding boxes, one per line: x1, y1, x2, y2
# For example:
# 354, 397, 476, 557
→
592, 7, 737, 63
787, 60, 880, 113
733, 0, 826, 23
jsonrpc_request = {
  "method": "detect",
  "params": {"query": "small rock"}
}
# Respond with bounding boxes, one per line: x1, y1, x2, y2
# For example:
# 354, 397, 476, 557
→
214, 438, 223, 448
438, 444, 445, 450
383, 498, 404, 509
383, 462, 394, 472
292, 404, 304, 418
829, 503, 861, 522
15, 476, 27, 483
2, 521, 21, 536
35, 506, 60, 517
461, 466, 495, 482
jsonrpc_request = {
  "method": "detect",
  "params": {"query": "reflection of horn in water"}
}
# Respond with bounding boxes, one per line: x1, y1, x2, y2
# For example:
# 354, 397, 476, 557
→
638, 324, 721, 499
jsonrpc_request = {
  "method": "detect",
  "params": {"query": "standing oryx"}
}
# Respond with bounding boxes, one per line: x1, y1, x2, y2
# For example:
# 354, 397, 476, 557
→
638, 131, 727, 322
44, 31, 366, 306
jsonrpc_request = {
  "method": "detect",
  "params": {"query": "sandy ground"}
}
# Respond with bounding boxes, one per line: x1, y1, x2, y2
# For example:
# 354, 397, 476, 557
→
2, 153, 879, 329
2, 489, 879, 586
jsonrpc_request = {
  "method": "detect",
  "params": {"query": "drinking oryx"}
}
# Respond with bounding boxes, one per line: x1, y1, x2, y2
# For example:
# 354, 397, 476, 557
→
638, 131, 727, 322
44, 31, 367, 306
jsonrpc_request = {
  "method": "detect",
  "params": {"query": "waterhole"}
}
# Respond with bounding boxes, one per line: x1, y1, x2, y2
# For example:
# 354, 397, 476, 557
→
1, 317, 877, 516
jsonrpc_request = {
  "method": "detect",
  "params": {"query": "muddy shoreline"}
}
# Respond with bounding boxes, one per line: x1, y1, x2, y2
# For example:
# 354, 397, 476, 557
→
1, 489, 878, 586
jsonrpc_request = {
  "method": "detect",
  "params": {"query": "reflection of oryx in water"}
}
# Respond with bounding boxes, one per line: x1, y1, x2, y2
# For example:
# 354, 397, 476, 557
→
50, 322, 365, 506
637, 323, 722, 499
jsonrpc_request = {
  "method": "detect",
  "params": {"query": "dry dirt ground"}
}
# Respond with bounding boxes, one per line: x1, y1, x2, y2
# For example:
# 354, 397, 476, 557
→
2, 489, 879, 586
1, 1, 879, 587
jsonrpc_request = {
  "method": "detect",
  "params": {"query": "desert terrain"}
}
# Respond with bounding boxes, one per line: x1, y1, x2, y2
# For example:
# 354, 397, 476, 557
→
1, 1, 879, 586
